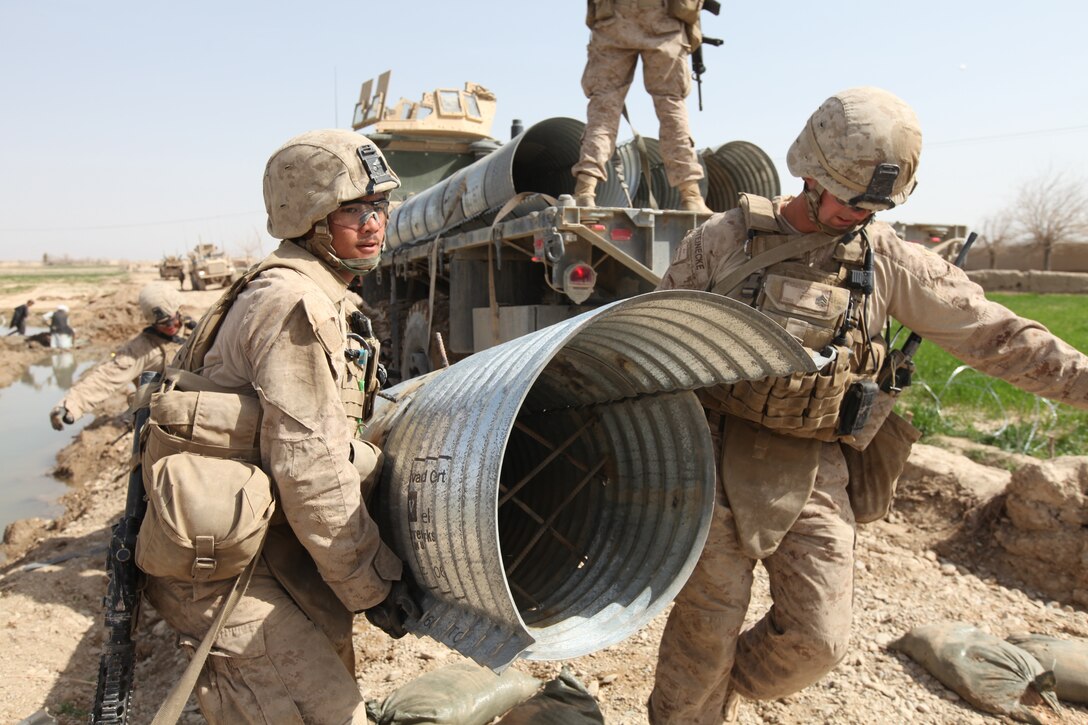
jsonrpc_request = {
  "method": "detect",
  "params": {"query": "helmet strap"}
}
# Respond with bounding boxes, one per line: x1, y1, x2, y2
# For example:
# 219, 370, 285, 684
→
803, 182, 870, 237
298, 221, 383, 278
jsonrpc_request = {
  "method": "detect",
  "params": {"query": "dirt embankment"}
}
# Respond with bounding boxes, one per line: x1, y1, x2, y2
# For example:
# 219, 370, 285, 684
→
1, 272, 1087, 724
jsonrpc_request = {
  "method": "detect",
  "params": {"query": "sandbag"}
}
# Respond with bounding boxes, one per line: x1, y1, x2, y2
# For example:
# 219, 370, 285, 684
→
1008, 634, 1088, 704
365, 661, 541, 725
894, 622, 1061, 724
495, 666, 604, 725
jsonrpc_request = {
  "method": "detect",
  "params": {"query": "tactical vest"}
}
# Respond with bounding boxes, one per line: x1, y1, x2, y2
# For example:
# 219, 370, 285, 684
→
176, 241, 379, 435
701, 194, 887, 442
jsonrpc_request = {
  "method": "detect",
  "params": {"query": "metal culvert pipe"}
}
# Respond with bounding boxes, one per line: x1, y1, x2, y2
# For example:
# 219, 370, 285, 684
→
702, 141, 781, 213
366, 290, 815, 669
386, 117, 596, 250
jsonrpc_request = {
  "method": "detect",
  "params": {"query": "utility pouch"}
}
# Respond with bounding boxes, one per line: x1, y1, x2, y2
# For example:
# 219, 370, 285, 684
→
721, 416, 821, 558
842, 410, 921, 523
135, 369, 274, 581
136, 453, 274, 581
836, 379, 879, 437
757, 274, 850, 351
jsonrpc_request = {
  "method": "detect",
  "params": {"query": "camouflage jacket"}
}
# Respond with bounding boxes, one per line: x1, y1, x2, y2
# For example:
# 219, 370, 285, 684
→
659, 196, 1088, 412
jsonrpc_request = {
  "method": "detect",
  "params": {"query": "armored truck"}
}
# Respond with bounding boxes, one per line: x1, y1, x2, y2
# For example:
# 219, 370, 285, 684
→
157, 255, 187, 284
352, 72, 780, 381
187, 243, 237, 291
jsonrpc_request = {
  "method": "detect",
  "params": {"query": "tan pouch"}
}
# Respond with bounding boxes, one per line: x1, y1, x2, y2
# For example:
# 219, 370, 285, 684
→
137, 370, 273, 580
144, 388, 262, 464
136, 452, 275, 581
758, 274, 850, 351
721, 416, 821, 558
842, 411, 921, 523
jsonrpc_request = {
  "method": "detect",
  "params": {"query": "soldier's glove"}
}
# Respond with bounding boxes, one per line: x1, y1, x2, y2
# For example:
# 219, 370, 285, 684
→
364, 576, 423, 639
49, 406, 74, 431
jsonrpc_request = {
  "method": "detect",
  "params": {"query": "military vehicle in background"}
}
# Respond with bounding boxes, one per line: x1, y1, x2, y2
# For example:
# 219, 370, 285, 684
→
187, 243, 237, 291
157, 255, 188, 284
352, 71, 780, 381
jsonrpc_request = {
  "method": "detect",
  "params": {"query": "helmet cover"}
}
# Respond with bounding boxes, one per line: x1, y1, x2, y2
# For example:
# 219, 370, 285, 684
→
138, 283, 182, 325
263, 129, 401, 240
787, 87, 921, 210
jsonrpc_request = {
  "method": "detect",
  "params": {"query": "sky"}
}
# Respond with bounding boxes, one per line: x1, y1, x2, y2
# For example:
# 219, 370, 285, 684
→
1, 0, 1086, 262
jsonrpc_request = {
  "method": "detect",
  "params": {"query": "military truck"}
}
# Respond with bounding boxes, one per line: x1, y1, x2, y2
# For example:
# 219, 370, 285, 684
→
187, 243, 237, 291
352, 72, 780, 381
157, 255, 187, 284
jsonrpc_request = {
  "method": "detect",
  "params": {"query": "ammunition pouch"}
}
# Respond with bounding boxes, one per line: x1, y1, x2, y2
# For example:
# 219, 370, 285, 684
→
135, 370, 274, 582
841, 404, 921, 524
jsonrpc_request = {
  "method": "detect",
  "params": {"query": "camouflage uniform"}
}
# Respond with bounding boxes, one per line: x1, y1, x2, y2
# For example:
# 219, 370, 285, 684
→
648, 198, 1088, 723
574, 0, 703, 189
145, 242, 402, 723
54, 328, 181, 422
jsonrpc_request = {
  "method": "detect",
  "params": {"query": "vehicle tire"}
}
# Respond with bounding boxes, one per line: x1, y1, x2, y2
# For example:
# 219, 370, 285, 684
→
400, 301, 433, 380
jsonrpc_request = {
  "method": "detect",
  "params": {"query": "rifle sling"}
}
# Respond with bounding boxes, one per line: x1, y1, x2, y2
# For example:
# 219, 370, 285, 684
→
150, 534, 267, 725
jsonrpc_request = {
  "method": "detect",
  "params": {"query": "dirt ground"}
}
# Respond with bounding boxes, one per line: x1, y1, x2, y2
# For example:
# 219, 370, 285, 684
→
1, 270, 1086, 724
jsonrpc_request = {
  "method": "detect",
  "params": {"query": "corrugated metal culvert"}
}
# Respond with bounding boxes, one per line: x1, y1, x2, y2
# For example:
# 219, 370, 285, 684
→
368, 290, 813, 668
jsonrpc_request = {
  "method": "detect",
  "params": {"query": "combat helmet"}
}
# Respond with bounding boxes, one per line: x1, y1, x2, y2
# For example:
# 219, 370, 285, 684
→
263, 129, 401, 276
787, 87, 921, 222
138, 284, 182, 326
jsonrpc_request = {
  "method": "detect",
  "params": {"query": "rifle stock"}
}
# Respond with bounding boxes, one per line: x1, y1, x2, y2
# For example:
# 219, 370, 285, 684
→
91, 371, 159, 724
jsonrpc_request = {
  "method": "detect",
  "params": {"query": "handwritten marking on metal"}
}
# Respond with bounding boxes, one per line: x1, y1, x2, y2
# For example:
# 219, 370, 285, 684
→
407, 454, 450, 586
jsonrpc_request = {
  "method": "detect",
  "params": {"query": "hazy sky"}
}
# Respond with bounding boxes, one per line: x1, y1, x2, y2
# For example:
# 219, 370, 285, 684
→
2, 1, 1085, 261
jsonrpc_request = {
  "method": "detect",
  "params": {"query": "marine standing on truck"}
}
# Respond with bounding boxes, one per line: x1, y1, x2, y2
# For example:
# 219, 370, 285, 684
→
573, 0, 712, 213
143, 129, 417, 723
647, 86, 1088, 723
49, 284, 188, 431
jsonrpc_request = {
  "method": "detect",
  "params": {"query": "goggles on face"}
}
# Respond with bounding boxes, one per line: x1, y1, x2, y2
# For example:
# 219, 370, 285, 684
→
329, 198, 391, 230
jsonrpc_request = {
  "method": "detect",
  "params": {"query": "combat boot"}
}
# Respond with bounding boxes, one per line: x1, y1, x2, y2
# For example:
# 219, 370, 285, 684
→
678, 181, 712, 214
574, 174, 598, 207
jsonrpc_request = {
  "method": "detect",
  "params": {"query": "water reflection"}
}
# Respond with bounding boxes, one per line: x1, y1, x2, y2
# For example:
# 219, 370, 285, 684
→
0, 354, 94, 534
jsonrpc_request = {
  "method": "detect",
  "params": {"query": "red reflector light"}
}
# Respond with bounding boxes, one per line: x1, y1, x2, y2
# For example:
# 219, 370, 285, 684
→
588, 223, 606, 232
566, 264, 595, 286
610, 227, 633, 242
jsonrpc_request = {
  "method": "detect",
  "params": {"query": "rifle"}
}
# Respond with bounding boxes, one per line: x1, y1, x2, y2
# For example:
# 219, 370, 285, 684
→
92, 371, 159, 724
879, 232, 978, 393
692, 0, 723, 111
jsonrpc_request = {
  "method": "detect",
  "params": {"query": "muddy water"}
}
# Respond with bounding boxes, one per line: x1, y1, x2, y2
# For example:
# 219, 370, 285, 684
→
0, 353, 94, 534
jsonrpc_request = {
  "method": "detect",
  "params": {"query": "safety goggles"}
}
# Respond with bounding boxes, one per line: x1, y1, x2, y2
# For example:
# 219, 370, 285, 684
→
329, 198, 391, 230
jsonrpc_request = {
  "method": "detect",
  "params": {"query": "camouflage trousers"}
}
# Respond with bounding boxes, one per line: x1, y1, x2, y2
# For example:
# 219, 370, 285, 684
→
145, 563, 368, 724
648, 441, 856, 724
573, 10, 703, 188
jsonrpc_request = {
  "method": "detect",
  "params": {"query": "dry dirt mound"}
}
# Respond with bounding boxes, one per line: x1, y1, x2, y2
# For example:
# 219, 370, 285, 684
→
2, 272, 1087, 723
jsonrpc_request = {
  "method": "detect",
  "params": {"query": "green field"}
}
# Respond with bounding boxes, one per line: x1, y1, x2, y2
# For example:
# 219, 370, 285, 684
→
0, 266, 129, 295
895, 293, 1088, 457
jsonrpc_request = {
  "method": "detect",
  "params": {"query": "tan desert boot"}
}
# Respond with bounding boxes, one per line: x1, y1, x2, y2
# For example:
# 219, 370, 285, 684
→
678, 180, 712, 214
574, 174, 598, 207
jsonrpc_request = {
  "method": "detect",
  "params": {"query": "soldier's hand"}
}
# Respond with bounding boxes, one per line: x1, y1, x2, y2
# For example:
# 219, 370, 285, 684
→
49, 406, 74, 431
364, 576, 423, 639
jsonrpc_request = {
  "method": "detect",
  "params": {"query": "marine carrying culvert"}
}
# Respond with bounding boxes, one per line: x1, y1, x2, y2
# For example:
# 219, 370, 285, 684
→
365, 290, 814, 669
